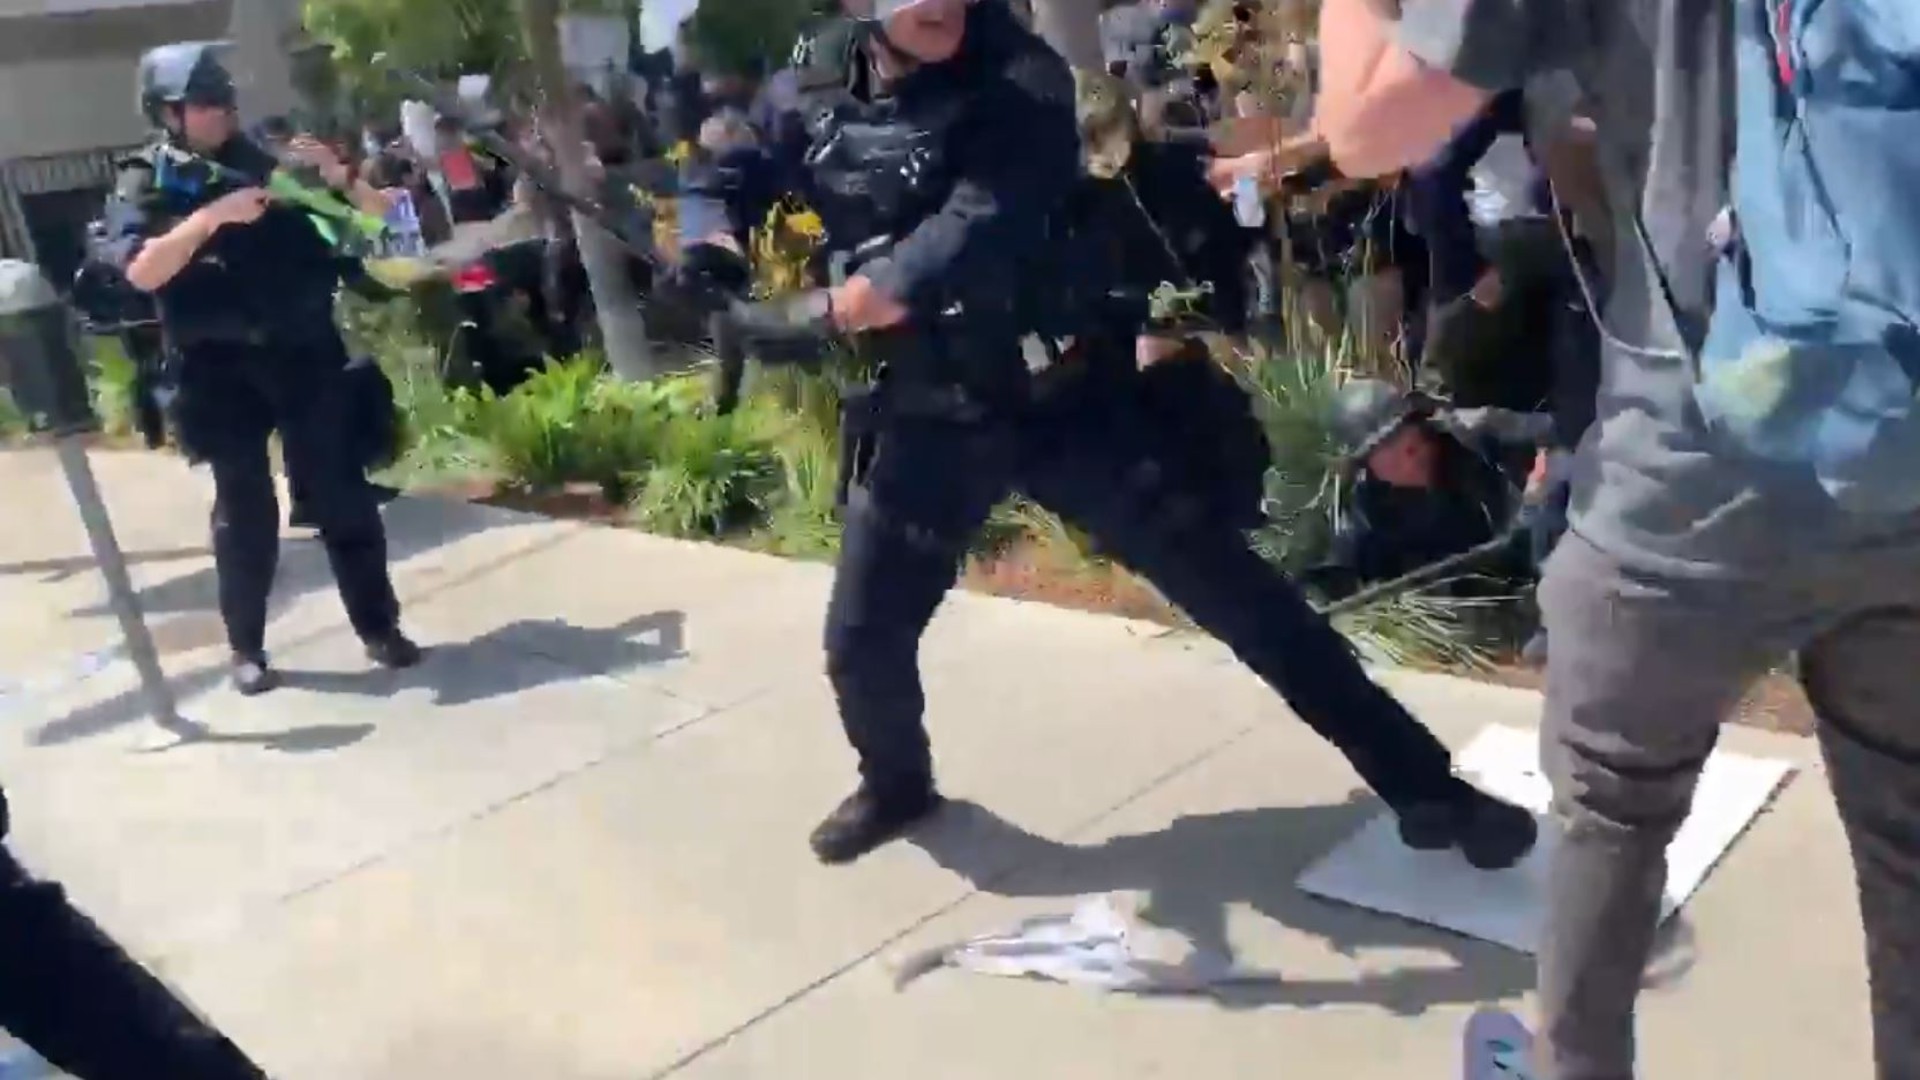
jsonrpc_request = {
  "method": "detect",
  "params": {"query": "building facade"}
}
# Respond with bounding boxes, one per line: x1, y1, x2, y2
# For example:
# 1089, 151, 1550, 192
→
0, 0, 303, 284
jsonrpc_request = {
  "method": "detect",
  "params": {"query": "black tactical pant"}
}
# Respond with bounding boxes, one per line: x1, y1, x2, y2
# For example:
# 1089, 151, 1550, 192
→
173, 334, 402, 659
0, 795, 267, 1078
823, 365, 1458, 809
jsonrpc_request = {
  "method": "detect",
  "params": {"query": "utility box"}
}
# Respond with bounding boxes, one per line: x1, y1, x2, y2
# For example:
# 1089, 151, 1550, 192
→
0, 259, 96, 435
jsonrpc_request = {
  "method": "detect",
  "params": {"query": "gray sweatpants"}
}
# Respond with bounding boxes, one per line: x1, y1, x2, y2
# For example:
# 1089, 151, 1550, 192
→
1537, 530, 1920, 1080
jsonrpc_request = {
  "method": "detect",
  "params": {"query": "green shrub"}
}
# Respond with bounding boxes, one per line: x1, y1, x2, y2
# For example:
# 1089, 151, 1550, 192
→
971, 497, 1104, 571
1239, 337, 1344, 574
471, 358, 597, 489
629, 406, 781, 539
745, 361, 867, 559
461, 358, 684, 499
0, 387, 25, 440
759, 406, 843, 559
86, 337, 140, 439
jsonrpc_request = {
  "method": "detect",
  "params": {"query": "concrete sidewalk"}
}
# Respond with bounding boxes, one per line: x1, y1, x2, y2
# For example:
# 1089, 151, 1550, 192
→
0, 447, 1872, 1078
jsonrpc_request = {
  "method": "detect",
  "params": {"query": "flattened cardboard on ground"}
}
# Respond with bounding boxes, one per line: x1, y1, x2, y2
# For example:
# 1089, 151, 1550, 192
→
1296, 725, 1796, 954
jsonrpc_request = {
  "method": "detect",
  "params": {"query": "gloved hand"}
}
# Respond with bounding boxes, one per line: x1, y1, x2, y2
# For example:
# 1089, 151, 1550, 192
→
707, 290, 836, 416
677, 241, 751, 300
723, 290, 835, 362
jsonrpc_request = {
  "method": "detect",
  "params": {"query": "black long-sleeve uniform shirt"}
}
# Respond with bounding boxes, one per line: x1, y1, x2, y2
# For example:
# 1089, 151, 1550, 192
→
677, 4, 1079, 326
98, 136, 343, 350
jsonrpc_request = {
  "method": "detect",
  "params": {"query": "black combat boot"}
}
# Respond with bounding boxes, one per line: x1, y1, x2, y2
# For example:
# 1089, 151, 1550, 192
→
364, 631, 423, 670
230, 654, 282, 697
1396, 779, 1540, 871
809, 782, 944, 865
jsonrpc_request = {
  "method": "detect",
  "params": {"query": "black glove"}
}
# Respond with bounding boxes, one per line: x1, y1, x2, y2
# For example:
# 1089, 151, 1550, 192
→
707, 291, 835, 416
677, 241, 751, 300
714, 291, 837, 371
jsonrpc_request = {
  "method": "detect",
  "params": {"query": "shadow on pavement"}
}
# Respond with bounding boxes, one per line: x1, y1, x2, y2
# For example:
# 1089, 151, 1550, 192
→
33, 612, 686, 748
912, 797, 1698, 1014
277, 613, 689, 708
0, 546, 211, 583
136, 718, 377, 756
30, 499, 570, 748
64, 496, 520, 629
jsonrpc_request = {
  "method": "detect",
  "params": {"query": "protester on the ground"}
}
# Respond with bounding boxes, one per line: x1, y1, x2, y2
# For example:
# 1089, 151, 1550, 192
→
1309, 378, 1551, 602
1314, 1, 1920, 1077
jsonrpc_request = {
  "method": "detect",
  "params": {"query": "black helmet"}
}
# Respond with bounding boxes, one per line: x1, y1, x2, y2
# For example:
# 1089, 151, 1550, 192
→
1329, 378, 1435, 462
138, 41, 237, 127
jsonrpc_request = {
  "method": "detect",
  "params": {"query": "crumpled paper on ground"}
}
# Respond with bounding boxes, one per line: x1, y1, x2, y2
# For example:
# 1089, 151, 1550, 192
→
889, 893, 1281, 994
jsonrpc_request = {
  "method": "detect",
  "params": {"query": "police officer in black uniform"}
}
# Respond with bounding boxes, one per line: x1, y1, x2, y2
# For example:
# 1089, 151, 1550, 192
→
98, 42, 421, 694
683, 0, 1536, 869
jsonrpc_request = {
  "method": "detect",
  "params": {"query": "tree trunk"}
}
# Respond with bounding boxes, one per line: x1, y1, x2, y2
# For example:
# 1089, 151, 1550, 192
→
1029, 0, 1105, 72
519, 0, 657, 380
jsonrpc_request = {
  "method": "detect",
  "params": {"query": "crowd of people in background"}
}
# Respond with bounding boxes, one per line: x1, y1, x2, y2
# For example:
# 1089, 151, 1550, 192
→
235, 0, 1606, 644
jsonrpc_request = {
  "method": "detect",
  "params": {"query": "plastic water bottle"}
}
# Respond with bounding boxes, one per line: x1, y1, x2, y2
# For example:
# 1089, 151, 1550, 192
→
1232, 173, 1266, 228
384, 190, 426, 258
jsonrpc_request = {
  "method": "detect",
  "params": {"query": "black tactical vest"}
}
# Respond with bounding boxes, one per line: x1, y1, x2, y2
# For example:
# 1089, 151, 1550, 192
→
789, 19, 968, 265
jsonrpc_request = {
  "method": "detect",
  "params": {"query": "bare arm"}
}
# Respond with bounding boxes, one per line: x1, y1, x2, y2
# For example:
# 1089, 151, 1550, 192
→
1312, 0, 1586, 178
116, 186, 270, 293
1312, 0, 1487, 177
124, 211, 218, 293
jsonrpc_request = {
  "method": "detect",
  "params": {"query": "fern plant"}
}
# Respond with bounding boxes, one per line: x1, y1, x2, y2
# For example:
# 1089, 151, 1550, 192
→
760, 406, 844, 559
0, 388, 25, 441
628, 405, 782, 539
85, 337, 140, 440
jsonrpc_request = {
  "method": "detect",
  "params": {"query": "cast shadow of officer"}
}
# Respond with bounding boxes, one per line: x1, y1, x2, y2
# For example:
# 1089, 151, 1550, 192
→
909, 796, 1697, 1014
275, 611, 688, 708
31, 612, 687, 749
63, 494, 510, 629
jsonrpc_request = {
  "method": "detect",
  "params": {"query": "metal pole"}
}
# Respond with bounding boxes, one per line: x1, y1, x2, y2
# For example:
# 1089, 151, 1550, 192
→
52, 436, 191, 736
